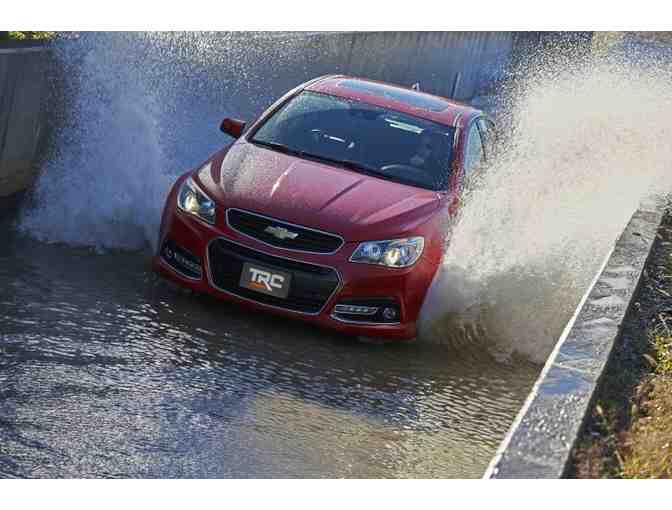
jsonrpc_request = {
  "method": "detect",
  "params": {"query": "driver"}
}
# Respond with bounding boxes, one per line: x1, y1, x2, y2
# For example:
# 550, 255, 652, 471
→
409, 130, 445, 170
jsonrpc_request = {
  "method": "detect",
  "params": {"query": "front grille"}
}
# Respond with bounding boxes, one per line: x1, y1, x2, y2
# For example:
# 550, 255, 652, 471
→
226, 208, 343, 254
207, 238, 340, 314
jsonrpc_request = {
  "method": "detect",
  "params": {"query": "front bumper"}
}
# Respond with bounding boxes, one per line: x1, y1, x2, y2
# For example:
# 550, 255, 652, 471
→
153, 203, 438, 341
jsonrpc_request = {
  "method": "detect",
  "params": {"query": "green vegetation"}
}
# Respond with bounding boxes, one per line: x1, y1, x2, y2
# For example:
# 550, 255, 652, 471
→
572, 216, 672, 478
619, 322, 672, 477
572, 314, 672, 478
0, 31, 55, 41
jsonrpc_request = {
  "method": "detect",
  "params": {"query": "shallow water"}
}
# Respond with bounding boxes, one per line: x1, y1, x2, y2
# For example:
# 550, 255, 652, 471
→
0, 213, 537, 478
8, 31, 670, 478
2, 31, 542, 479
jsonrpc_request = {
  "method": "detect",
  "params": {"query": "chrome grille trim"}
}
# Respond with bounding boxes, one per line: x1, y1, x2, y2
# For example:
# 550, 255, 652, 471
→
225, 208, 344, 255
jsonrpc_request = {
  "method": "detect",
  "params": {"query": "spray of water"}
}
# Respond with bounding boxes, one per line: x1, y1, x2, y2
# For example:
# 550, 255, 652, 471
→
17, 33, 672, 362
18, 32, 320, 250
419, 41, 672, 362
20, 34, 172, 250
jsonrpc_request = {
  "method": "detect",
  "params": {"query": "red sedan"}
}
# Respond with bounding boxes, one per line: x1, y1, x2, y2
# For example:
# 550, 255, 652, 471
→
153, 75, 494, 341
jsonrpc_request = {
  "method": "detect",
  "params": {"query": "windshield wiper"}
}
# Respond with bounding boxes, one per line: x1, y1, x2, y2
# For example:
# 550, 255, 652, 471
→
253, 140, 382, 177
294, 151, 382, 176
252, 139, 300, 156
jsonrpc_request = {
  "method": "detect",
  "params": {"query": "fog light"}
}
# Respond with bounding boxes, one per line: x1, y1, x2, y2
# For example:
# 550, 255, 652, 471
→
161, 241, 202, 279
382, 307, 398, 321
334, 304, 378, 316
331, 298, 400, 324
174, 252, 201, 274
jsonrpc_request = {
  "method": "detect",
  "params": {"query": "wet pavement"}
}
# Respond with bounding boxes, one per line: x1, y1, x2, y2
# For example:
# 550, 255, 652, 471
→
0, 211, 538, 478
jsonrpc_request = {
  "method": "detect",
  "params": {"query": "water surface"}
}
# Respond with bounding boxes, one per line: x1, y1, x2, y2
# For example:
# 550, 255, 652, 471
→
0, 213, 537, 478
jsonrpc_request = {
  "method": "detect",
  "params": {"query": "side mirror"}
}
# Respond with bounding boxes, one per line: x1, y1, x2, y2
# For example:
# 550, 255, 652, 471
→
220, 118, 246, 139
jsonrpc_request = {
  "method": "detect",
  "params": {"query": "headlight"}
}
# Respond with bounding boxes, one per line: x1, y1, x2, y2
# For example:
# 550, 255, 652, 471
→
350, 237, 425, 268
177, 173, 216, 224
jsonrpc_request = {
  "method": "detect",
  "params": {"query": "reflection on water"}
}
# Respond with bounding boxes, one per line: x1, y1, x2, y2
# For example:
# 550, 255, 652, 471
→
0, 215, 537, 478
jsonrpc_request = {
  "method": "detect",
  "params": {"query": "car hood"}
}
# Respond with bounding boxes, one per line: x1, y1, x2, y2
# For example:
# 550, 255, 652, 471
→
199, 142, 443, 241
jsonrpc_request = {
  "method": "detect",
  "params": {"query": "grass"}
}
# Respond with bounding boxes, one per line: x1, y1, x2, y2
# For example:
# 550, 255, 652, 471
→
572, 316, 672, 478
619, 322, 672, 478
571, 215, 672, 478
0, 31, 55, 41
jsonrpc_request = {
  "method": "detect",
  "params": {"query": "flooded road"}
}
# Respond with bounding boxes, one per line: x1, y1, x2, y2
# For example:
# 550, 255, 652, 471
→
4, 31, 671, 479
0, 212, 538, 478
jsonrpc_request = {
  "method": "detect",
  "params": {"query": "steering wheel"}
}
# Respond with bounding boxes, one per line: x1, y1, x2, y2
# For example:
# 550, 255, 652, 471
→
310, 129, 325, 143
310, 129, 355, 151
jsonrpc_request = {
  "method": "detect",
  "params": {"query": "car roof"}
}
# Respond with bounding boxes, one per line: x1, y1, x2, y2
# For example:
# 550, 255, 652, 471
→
304, 75, 479, 128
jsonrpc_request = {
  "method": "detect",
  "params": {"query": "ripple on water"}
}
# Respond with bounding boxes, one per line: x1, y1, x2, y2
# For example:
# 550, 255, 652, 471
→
0, 232, 537, 478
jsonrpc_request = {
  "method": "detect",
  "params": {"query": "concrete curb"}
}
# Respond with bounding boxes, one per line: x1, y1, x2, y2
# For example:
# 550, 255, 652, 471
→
484, 198, 667, 478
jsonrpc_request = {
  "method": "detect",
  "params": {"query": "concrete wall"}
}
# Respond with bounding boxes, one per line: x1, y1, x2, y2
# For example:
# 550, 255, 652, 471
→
220, 32, 592, 119
234, 31, 516, 112
0, 44, 49, 200
306, 31, 515, 101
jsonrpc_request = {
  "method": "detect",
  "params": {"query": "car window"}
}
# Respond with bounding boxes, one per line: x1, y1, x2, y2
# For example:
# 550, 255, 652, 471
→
464, 122, 485, 175
250, 91, 456, 191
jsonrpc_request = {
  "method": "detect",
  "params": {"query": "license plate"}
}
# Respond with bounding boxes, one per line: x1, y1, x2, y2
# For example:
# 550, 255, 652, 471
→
239, 262, 291, 299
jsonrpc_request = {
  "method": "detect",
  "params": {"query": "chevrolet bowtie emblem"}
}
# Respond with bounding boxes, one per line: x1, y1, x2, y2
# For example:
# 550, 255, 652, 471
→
264, 225, 299, 240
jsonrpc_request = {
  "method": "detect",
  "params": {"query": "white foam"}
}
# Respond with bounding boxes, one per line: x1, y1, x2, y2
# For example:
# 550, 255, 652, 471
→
19, 34, 176, 251
419, 47, 672, 362
17, 32, 334, 251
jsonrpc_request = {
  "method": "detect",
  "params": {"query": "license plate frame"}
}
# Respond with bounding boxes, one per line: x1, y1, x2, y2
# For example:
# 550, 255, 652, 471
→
239, 262, 292, 299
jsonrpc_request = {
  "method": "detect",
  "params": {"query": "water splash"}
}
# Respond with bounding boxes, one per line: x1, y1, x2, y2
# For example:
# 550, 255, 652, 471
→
18, 32, 321, 250
18, 32, 672, 363
20, 34, 173, 250
419, 40, 672, 362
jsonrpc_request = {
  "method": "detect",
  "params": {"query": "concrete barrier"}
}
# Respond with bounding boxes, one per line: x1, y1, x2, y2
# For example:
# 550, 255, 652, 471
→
175, 31, 521, 124
0, 43, 50, 204
310, 31, 516, 101
484, 197, 668, 478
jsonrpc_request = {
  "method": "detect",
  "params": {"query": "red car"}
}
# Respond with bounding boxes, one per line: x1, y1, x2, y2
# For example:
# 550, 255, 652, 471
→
153, 75, 494, 341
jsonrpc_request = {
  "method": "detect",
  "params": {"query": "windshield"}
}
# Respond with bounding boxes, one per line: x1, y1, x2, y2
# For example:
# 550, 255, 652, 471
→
250, 91, 456, 191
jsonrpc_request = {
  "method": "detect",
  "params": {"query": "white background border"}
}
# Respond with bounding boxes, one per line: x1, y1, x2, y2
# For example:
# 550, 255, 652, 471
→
2, 1, 672, 504
3, 1, 672, 30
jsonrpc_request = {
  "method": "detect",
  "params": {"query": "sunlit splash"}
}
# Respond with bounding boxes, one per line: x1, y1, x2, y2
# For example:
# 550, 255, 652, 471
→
18, 32, 322, 251
17, 32, 672, 363
419, 40, 672, 362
